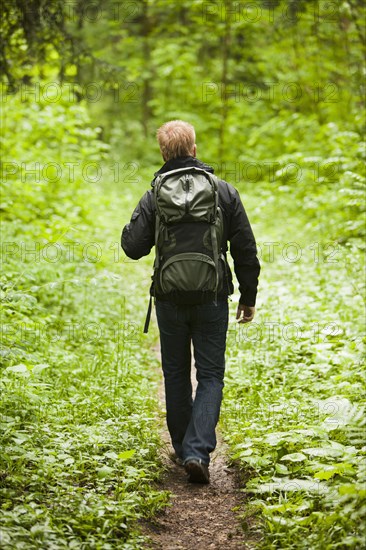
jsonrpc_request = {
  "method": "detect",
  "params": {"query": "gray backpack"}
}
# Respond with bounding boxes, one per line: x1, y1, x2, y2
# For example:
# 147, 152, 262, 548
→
143, 166, 224, 332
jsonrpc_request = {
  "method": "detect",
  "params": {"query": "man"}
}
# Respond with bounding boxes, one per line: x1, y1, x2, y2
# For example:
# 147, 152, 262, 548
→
121, 120, 260, 484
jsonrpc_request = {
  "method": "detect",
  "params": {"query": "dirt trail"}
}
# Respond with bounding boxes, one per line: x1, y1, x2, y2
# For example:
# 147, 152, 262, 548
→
141, 347, 258, 550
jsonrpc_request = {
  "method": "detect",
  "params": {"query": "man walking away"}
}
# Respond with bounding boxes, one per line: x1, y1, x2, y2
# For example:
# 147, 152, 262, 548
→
121, 120, 260, 484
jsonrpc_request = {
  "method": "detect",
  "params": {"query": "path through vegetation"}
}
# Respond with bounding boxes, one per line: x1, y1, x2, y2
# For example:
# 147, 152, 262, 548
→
142, 348, 257, 549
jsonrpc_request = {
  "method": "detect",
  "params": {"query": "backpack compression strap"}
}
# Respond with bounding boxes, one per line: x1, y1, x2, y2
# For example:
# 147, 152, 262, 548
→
143, 212, 161, 334
143, 296, 152, 334
210, 221, 219, 303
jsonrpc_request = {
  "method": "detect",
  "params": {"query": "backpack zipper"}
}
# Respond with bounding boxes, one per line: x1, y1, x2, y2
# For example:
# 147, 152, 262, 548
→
184, 175, 190, 215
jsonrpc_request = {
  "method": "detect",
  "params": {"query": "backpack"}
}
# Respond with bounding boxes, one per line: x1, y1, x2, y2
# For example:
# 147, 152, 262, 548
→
143, 166, 224, 333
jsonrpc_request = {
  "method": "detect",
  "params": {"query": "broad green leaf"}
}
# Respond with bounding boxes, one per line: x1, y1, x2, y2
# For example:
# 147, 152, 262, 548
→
302, 447, 343, 458
117, 450, 136, 461
280, 453, 307, 462
314, 469, 338, 480
5, 364, 30, 376
105, 451, 119, 460
97, 465, 114, 478
275, 463, 290, 475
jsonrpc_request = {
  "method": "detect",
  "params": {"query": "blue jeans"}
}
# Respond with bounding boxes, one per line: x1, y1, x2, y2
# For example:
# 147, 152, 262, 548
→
155, 299, 229, 465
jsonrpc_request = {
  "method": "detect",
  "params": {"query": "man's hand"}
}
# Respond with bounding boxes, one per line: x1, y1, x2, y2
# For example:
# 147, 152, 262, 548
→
236, 303, 255, 323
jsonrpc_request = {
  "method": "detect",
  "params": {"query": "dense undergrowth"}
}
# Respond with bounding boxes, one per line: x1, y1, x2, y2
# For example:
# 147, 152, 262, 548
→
0, 94, 167, 549
221, 165, 365, 547
1, 88, 365, 549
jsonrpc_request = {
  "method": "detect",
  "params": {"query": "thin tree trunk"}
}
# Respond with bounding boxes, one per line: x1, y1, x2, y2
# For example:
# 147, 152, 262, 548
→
141, 0, 152, 138
218, 0, 232, 163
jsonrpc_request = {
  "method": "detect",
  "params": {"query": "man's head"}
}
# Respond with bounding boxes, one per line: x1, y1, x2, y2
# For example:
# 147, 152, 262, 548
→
156, 120, 196, 162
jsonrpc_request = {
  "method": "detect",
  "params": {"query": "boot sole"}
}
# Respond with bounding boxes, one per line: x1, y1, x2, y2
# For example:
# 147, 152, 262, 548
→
185, 460, 210, 484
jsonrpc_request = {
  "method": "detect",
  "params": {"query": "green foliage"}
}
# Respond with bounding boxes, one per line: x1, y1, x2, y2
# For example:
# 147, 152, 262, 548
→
0, 91, 167, 549
247, 118, 366, 244
1, 87, 109, 229
1, 1, 365, 547
221, 186, 366, 548
2, 1, 365, 162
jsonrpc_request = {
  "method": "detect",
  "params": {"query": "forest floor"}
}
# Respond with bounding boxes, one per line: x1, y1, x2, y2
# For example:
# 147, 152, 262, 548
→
141, 347, 259, 550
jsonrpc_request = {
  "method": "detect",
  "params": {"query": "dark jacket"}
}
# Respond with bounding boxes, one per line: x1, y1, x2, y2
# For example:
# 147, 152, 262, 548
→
121, 156, 260, 306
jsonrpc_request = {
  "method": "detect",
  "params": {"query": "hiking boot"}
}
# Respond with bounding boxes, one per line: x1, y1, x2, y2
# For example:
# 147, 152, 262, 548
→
184, 459, 210, 484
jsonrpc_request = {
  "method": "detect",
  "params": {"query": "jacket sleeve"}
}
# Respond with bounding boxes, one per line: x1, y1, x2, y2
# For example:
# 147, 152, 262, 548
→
228, 188, 260, 306
121, 190, 155, 260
